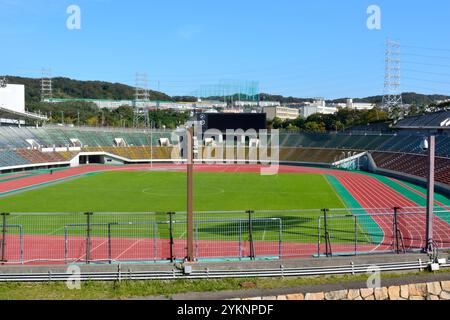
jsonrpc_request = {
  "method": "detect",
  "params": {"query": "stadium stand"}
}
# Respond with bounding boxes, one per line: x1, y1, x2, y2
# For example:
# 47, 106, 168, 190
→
394, 110, 450, 129
371, 151, 450, 185
0, 112, 448, 186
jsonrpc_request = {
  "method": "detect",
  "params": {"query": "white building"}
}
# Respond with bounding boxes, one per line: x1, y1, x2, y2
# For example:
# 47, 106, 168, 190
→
0, 83, 47, 124
264, 106, 300, 121
48, 98, 227, 111
0, 84, 25, 113
233, 101, 280, 108
341, 99, 374, 110
299, 99, 337, 118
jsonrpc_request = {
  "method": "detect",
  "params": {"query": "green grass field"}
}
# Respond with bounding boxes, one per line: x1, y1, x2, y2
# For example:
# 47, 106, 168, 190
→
1, 171, 344, 212
1, 171, 372, 245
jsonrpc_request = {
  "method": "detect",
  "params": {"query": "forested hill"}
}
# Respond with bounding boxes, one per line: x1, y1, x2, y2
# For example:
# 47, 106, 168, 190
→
4, 76, 449, 106
4, 76, 172, 104
329, 93, 450, 106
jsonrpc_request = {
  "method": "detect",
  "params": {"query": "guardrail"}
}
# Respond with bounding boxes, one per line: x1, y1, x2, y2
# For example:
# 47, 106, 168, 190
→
0, 259, 447, 282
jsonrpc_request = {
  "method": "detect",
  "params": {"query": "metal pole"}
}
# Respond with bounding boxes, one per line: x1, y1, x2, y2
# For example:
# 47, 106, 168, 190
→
168, 212, 175, 262
247, 210, 255, 260
393, 207, 400, 254
425, 135, 435, 253
1, 213, 9, 263
317, 216, 321, 258
239, 220, 242, 260
19, 225, 24, 265
186, 126, 195, 261
64, 226, 68, 264
323, 208, 331, 257
354, 216, 358, 256
153, 223, 157, 261
108, 223, 112, 264
85, 212, 93, 264
278, 219, 282, 259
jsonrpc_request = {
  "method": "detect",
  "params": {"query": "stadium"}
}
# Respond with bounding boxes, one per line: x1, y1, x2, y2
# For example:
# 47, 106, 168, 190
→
0, 108, 448, 266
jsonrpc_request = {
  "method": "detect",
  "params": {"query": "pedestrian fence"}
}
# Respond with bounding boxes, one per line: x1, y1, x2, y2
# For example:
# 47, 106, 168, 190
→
0, 207, 448, 265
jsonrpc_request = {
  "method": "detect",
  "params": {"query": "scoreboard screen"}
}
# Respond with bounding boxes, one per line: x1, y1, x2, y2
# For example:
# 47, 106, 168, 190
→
197, 113, 267, 132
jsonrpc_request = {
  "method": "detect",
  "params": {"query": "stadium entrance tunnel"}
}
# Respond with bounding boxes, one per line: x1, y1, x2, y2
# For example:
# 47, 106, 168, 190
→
79, 154, 104, 165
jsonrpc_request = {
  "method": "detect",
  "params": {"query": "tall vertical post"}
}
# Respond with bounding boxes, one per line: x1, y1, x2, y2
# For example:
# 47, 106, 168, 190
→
85, 212, 93, 264
247, 210, 255, 260
322, 208, 332, 257
168, 212, 175, 262
1, 213, 9, 263
393, 207, 400, 254
186, 126, 195, 261
425, 135, 435, 253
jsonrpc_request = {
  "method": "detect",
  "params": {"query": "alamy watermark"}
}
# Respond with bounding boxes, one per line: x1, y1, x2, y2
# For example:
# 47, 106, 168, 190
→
66, 5, 81, 30
367, 5, 381, 30
366, 265, 381, 289
170, 123, 279, 175
66, 265, 81, 289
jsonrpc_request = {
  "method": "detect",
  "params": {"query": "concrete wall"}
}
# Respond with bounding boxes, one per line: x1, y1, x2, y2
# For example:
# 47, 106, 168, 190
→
237, 280, 450, 300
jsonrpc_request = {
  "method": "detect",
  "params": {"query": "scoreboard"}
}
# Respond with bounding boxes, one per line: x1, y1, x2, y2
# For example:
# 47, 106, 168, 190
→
197, 113, 267, 132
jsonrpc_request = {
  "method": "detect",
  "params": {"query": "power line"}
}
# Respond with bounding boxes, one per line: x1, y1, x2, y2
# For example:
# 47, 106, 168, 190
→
403, 68, 450, 77
402, 53, 450, 61
402, 44, 450, 53
403, 76, 450, 86
403, 61, 450, 68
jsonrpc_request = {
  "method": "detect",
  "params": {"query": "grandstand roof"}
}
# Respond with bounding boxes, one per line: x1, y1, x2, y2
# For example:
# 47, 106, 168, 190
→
394, 110, 450, 130
0, 106, 47, 122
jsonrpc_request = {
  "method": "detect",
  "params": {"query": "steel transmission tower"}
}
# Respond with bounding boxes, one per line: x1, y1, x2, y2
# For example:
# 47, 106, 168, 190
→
382, 40, 403, 110
41, 68, 53, 102
133, 72, 150, 128
134, 72, 150, 103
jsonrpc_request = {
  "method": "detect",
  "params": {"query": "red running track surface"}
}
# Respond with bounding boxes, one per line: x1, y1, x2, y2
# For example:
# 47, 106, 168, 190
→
0, 164, 449, 264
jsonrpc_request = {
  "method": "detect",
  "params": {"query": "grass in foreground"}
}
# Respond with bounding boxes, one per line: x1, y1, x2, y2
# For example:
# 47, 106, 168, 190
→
0, 269, 448, 300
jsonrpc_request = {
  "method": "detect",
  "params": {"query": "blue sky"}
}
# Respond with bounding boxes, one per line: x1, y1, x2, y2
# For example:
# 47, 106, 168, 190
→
1, 0, 449, 99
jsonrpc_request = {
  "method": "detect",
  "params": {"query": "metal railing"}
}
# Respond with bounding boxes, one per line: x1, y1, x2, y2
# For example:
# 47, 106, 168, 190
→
0, 207, 448, 265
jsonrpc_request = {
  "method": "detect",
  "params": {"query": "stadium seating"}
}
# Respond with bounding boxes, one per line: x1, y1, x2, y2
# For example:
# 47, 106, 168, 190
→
0, 126, 448, 186
394, 110, 450, 128
0, 150, 30, 167
15, 149, 66, 164
371, 151, 450, 185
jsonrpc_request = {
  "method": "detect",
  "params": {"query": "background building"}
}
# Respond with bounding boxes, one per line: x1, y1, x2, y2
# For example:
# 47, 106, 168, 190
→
264, 106, 300, 121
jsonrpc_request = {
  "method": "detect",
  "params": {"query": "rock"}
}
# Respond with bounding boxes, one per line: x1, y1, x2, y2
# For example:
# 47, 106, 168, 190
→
364, 295, 375, 300
400, 285, 409, 299
262, 296, 277, 300
354, 296, 363, 300
286, 294, 304, 300
439, 291, 450, 300
409, 296, 425, 300
240, 282, 256, 288
388, 286, 400, 300
426, 295, 440, 300
409, 283, 427, 297
347, 289, 361, 300
325, 290, 348, 300
427, 282, 442, 296
305, 292, 325, 300
243, 297, 261, 300
277, 295, 287, 300
374, 287, 389, 300
441, 281, 450, 292
360, 288, 374, 299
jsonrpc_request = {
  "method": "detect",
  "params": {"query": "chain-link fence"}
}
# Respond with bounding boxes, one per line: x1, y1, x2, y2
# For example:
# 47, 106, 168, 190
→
0, 207, 449, 265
